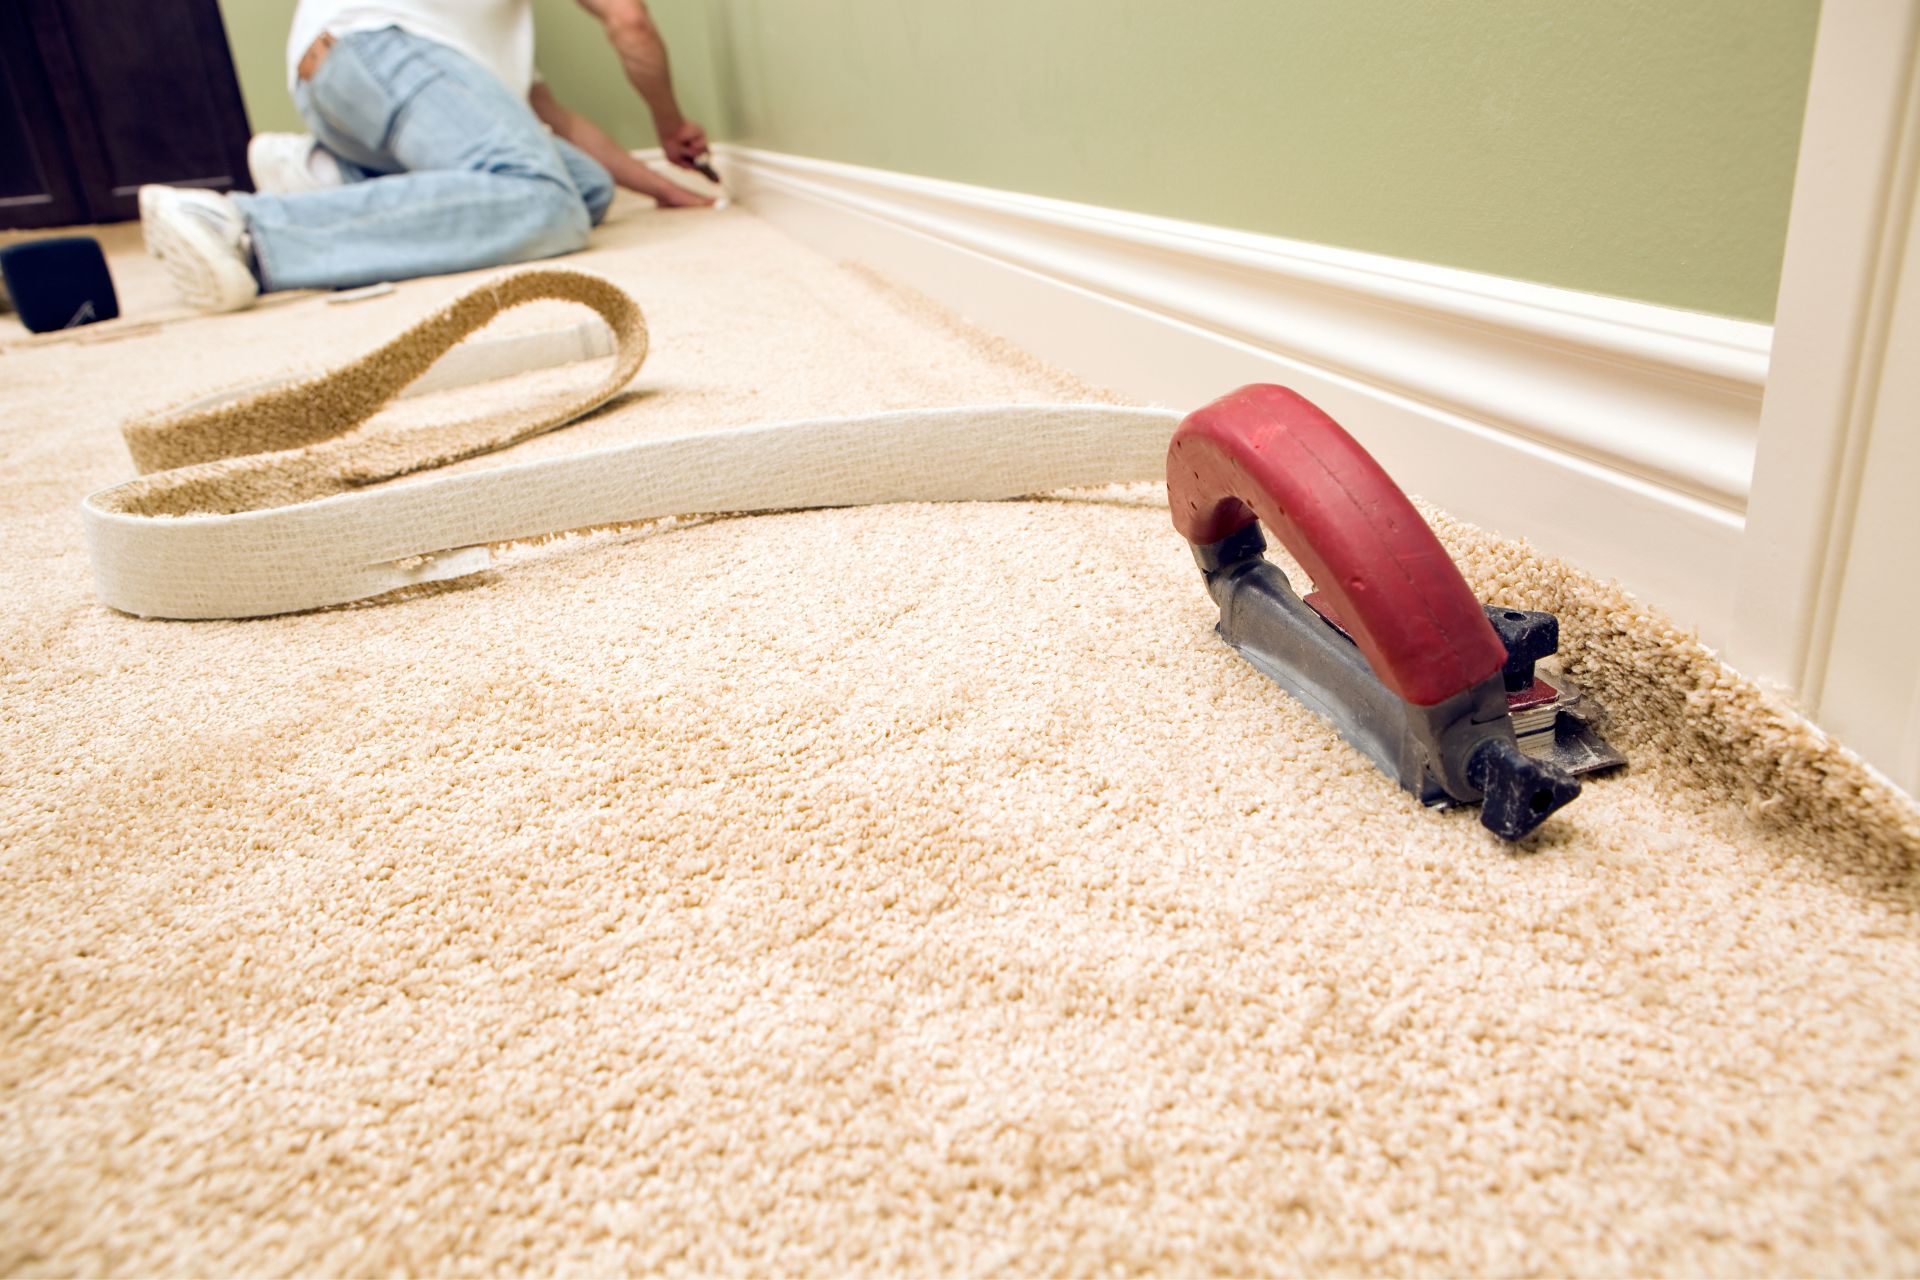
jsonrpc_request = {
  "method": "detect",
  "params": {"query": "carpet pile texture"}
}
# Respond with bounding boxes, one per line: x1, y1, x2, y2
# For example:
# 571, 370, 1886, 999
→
3, 197, 1918, 1276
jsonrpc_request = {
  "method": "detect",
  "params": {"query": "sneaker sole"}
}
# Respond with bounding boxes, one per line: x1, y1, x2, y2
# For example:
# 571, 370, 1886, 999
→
142, 191, 258, 312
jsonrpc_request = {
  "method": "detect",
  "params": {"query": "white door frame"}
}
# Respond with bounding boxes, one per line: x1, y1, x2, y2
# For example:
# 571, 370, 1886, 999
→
1731, 0, 1920, 792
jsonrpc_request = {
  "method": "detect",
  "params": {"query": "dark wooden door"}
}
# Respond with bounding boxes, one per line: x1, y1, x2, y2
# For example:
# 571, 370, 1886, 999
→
0, 0, 252, 229
0, 0, 88, 228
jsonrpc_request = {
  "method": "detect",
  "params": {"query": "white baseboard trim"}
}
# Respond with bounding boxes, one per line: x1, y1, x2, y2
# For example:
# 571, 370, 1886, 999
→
712, 145, 1771, 641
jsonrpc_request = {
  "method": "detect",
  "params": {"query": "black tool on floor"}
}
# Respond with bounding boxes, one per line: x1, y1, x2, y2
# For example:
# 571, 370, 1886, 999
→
1167, 384, 1624, 841
0, 236, 119, 334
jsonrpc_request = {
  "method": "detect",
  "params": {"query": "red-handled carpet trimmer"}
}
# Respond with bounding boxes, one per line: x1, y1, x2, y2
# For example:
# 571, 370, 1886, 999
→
1167, 384, 1623, 840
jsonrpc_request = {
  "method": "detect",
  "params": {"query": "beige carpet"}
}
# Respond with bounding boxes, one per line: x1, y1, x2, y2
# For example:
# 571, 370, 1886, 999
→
4, 193, 1918, 1277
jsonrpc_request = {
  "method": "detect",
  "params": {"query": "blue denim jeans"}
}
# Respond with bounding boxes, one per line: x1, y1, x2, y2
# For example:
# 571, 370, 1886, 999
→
233, 27, 614, 292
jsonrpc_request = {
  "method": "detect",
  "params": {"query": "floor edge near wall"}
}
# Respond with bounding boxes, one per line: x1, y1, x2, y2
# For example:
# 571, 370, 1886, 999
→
711, 145, 1772, 649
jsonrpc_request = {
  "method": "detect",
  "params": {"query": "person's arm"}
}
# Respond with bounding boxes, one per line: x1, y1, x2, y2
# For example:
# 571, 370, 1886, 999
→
571, 0, 708, 168
530, 81, 712, 207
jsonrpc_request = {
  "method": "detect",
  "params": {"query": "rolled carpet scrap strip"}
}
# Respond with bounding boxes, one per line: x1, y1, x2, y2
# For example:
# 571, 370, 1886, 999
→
83, 267, 1180, 620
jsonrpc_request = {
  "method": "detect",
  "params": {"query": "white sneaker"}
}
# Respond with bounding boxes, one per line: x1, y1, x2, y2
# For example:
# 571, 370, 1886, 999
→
247, 132, 344, 195
139, 185, 260, 313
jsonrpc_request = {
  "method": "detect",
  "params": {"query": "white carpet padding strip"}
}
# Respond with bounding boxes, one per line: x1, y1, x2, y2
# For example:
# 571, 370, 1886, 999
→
82, 269, 1180, 620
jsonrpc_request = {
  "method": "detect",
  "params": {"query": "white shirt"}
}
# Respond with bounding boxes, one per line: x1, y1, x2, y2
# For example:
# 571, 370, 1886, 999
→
287, 0, 536, 101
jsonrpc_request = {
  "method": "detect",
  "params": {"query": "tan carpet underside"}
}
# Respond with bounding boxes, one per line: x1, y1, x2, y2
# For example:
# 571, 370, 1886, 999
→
3, 194, 1918, 1277
108, 267, 647, 519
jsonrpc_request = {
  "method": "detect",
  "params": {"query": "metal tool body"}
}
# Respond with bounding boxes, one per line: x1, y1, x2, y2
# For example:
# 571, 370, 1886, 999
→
1167, 384, 1622, 840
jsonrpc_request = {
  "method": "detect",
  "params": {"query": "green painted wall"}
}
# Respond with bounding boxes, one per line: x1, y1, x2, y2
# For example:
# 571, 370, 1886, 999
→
217, 0, 1818, 320
678, 0, 1818, 320
217, 0, 302, 135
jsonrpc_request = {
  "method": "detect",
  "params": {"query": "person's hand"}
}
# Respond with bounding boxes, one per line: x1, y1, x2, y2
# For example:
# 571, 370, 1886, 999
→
660, 120, 710, 170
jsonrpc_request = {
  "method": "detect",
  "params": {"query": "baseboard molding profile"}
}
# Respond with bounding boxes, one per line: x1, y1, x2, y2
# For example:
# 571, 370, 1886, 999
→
713, 145, 1772, 642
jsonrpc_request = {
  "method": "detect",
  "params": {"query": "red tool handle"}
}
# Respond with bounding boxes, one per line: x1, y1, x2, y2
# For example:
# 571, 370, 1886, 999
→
1167, 384, 1506, 707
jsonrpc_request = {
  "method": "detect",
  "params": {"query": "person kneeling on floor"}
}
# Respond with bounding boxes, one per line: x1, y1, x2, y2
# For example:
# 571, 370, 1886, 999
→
141, 0, 716, 314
